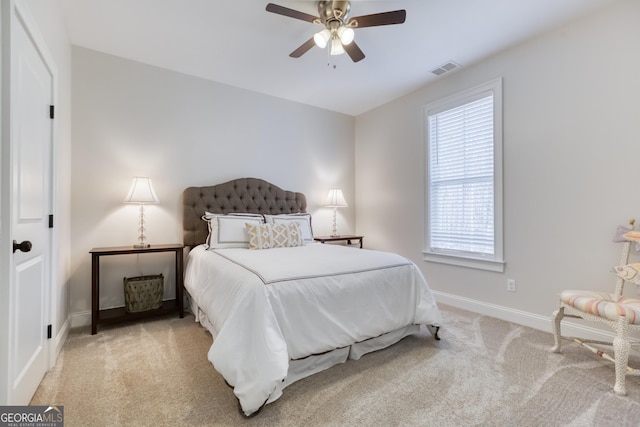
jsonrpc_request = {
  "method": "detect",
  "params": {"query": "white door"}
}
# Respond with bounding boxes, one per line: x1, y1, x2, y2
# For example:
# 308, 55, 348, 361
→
7, 1, 54, 405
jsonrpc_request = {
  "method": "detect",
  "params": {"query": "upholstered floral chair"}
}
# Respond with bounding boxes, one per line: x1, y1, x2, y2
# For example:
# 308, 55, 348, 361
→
551, 223, 640, 395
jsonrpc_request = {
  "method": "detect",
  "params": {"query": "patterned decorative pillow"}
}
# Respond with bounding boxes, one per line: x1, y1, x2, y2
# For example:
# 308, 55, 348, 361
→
245, 222, 305, 250
611, 263, 640, 284
264, 213, 314, 242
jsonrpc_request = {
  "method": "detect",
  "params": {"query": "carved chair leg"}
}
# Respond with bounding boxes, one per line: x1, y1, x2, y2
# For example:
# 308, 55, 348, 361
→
551, 306, 564, 353
613, 317, 631, 396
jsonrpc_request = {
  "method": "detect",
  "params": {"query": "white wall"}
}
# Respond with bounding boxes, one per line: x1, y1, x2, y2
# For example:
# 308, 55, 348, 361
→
69, 47, 355, 322
355, 0, 640, 328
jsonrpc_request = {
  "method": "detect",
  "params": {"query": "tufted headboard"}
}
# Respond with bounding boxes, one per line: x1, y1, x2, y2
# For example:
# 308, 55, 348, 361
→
183, 177, 307, 248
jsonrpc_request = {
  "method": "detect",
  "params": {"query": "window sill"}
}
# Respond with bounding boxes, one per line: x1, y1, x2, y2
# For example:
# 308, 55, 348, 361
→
422, 251, 505, 272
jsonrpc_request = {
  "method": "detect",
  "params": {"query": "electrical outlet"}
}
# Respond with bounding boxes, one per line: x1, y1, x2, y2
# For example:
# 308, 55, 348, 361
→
507, 279, 516, 292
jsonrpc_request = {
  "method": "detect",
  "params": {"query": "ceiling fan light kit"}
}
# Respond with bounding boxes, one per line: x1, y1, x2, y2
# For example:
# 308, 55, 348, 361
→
314, 28, 331, 48
330, 36, 345, 56
266, 1, 406, 63
337, 26, 354, 45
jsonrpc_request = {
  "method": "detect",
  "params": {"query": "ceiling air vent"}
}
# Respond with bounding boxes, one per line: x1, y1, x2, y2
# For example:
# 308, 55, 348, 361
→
431, 61, 460, 76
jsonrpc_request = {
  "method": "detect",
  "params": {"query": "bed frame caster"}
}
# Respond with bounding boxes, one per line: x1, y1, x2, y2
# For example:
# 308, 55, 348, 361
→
426, 324, 441, 340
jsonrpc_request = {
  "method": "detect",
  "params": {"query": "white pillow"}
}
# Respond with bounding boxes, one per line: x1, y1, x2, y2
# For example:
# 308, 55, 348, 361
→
202, 212, 264, 249
264, 213, 313, 242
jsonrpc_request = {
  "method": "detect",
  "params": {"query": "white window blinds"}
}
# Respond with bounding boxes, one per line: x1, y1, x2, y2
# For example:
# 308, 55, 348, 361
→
428, 93, 495, 256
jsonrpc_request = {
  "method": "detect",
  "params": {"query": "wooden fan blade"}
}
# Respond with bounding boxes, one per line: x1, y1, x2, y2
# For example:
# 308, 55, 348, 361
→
349, 10, 406, 28
266, 3, 319, 23
290, 38, 316, 58
344, 41, 365, 63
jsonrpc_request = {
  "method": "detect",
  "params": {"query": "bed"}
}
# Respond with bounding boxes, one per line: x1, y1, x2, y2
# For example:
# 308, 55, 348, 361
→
183, 178, 442, 416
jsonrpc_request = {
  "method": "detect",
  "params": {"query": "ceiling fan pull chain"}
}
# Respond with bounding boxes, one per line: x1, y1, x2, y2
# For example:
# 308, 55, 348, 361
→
326, 47, 338, 69
326, 44, 331, 67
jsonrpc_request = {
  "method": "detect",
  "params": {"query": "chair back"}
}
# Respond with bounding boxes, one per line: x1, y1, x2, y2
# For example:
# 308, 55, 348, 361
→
614, 219, 636, 298
614, 240, 633, 299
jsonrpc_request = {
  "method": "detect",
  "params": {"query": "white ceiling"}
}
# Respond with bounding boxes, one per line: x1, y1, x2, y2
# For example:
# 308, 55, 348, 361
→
59, 0, 617, 116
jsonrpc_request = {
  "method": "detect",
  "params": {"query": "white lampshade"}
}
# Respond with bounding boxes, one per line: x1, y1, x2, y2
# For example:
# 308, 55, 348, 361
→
330, 37, 345, 56
123, 177, 159, 204
314, 29, 331, 48
337, 26, 354, 45
324, 189, 348, 208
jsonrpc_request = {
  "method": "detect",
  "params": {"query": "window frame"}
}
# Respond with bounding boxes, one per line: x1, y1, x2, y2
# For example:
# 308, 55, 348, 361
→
423, 78, 504, 272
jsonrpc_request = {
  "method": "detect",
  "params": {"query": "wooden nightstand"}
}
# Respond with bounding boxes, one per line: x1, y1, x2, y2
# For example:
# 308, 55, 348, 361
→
90, 244, 184, 334
314, 235, 364, 248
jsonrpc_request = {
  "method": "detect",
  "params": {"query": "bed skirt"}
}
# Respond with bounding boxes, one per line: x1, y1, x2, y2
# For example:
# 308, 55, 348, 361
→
188, 296, 421, 408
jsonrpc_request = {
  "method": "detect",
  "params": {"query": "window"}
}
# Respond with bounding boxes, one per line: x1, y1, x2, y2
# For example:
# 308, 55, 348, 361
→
423, 78, 503, 272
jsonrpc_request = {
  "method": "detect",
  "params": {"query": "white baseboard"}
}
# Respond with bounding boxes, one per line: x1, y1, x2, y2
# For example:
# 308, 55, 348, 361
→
48, 315, 70, 368
432, 290, 615, 342
71, 310, 91, 328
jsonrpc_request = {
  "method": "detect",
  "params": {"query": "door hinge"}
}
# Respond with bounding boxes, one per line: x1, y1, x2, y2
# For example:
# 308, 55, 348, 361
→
50, 105, 54, 119
49, 214, 54, 228
47, 324, 52, 339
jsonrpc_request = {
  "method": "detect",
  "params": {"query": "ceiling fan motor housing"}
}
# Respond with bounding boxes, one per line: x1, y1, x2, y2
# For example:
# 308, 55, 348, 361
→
318, 0, 351, 24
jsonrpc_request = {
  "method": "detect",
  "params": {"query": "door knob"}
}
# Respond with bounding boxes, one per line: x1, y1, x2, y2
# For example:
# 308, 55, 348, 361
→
13, 240, 32, 253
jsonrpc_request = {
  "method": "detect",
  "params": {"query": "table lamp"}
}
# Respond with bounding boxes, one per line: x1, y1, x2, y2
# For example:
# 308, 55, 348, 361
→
123, 177, 159, 248
324, 189, 348, 237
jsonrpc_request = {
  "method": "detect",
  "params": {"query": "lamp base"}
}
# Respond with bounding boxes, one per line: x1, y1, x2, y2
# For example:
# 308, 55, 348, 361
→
133, 243, 151, 248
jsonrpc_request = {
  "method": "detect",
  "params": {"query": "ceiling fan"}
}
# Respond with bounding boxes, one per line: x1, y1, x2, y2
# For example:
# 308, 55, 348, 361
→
265, 1, 406, 63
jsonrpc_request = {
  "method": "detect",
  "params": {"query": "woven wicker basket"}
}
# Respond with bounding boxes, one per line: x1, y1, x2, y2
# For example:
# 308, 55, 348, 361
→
123, 274, 163, 313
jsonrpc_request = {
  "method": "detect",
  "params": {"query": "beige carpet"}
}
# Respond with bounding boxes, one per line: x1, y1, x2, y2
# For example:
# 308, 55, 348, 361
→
31, 305, 640, 426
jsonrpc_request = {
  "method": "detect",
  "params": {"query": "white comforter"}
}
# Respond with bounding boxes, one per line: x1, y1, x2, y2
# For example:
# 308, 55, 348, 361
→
184, 243, 442, 415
